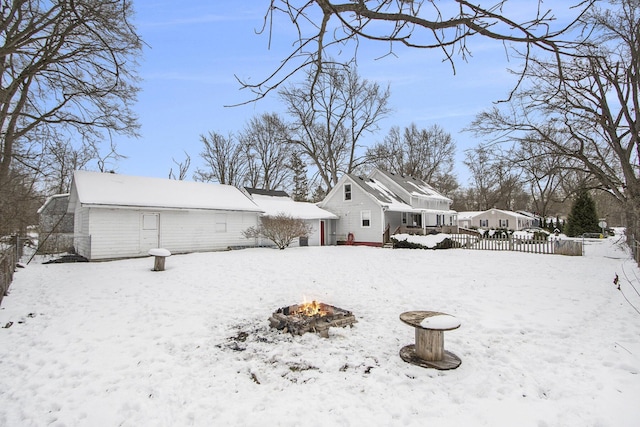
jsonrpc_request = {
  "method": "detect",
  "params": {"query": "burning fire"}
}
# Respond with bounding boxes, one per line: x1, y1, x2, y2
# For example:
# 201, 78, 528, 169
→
292, 300, 329, 317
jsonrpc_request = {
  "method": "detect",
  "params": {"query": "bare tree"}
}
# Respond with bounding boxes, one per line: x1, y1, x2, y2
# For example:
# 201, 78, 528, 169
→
169, 152, 191, 180
463, 144, 527, 211
41, 138, 97, 194
463, 145, 502, 210
239, 113, 293, 190
280, 65, 390, 191
236, 0, 595, 100
0, 0, 142, 189
0, 168, 42, 236
366, 123, 457, 191
94, 141, 126, 174
507, 133, 571, 218
469, 0, 640, 238
194, 132, 246, 186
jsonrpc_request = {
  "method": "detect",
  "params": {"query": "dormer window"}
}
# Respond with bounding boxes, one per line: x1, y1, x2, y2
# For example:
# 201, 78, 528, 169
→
344, 183, 352, 201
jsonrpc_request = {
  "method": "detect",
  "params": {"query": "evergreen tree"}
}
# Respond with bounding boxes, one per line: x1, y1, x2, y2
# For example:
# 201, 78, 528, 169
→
566, 190, 600, 237
311, 185, 326, 203
290, 153, 309, 202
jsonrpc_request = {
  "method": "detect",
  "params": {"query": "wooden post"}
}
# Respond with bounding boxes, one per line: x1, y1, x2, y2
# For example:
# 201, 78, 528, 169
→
153, 256, 166, 271
148, 248, 171, 272
415, 329, 444, 361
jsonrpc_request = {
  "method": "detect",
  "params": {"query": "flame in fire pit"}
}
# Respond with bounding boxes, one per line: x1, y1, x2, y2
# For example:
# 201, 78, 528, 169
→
270, 301, 356, 337
292, 300, 328, 317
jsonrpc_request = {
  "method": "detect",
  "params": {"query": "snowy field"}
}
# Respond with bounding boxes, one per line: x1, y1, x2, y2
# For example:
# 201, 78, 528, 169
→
1, 235, 639, 426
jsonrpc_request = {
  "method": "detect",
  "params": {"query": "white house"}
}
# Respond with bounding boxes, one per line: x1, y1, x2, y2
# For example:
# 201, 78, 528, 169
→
457, 209, 535, 231
67, 171, 263, 260
318, 169, 457, 246
244, 188, 338, 246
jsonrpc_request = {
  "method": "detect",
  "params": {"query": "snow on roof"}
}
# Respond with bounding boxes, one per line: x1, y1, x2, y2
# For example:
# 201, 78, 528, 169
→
458, 209, 534, 219
250, 193, 337, 220
373, 169, 451, 202
457, 211, 484, 220
71, 170, 262, 212
350, 175, 421, 212
37, 193, 70, 214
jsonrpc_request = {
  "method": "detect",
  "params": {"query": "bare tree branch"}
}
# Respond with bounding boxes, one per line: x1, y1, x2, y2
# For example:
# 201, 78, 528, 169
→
236, 0, 596, 102
0, 0, 142, 190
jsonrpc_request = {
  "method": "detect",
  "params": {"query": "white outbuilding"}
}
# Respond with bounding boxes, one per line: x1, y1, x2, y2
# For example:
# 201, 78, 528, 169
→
68, 170, 263, 260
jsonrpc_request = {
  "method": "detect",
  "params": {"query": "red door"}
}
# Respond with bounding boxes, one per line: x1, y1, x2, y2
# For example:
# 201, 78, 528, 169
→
320, 221, 325, 246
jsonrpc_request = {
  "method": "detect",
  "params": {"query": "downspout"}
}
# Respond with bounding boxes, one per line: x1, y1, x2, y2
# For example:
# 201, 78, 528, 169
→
382, 206, 388, 243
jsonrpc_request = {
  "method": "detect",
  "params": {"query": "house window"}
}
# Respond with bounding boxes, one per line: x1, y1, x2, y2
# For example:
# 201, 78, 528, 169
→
411, 213, 422, 227
361, 210, 371, 228
499, 219, 509, 228
479, 219, 489, 227
344, 183, 352, 201
215, 213, 227, 232
143, 214, 158, 230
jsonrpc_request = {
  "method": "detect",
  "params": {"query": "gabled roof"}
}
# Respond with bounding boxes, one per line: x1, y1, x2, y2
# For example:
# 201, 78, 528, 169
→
69, 170, 262, 212
250, 193, 337, 220
370, 169, 451, 202
346, 174, 420, 212
320, 170, 456, 214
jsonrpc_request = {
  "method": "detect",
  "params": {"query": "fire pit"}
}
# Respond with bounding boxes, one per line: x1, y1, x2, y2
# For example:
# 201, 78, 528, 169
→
269, 301, 356, 338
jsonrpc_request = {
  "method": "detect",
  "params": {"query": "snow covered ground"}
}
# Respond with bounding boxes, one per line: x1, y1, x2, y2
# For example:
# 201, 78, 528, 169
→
1, 234, 639, 426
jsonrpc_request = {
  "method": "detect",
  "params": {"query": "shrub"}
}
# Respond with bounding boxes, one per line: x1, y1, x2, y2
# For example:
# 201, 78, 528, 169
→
391, 237, 461, 250
243, 213, 313, 250
391, 238, 426, 249
434, 238, 462, 249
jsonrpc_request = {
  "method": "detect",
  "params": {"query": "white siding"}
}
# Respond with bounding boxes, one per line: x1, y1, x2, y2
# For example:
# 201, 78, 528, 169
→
322, 180, 383, 244
161, 210, 259, 252
73, 206, 91, 258
80, 207, 260, 260
472, 211, 530, 231
88, 208, 142, 259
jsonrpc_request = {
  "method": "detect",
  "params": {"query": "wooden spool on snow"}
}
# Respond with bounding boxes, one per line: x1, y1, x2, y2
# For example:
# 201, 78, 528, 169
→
399, 311, 461, 370
148, 248, 171, 271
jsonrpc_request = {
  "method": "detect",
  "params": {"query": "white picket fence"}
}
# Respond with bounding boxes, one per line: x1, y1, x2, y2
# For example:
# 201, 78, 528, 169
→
448, 234, 583, 256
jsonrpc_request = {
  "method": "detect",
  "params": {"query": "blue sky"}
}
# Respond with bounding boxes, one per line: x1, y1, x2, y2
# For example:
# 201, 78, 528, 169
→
113, 1, 582, 187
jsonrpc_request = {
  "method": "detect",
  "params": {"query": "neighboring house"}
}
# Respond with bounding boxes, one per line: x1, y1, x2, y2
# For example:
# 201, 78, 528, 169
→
457, 209, 535, 231
68, 171, 263, 260
318, 169, 457, 246
244, 188, 338, 246
517, 211, 542, 228
37, 194, 75, 254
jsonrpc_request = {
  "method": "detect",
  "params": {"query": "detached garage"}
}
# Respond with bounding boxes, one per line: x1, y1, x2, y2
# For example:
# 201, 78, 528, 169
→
68, 170, 263, 260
